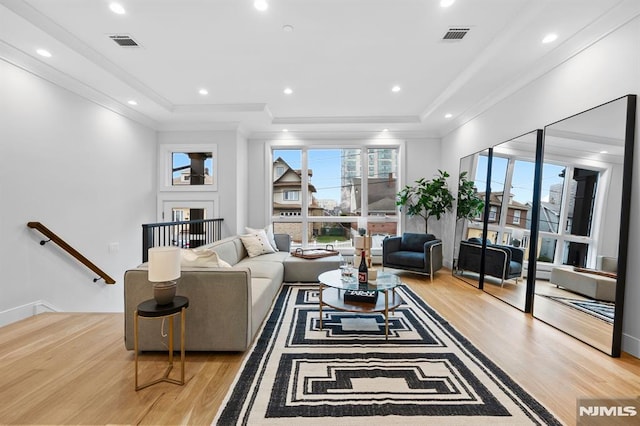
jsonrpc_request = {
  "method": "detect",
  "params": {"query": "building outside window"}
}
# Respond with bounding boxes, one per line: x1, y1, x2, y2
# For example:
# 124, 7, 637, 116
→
271, 146, 400, 249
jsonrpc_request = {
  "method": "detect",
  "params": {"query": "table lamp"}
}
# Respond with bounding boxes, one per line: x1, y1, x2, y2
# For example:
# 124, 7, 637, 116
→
148, 246, 181, 305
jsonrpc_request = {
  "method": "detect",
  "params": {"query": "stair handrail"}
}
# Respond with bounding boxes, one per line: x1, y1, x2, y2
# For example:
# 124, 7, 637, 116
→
27, 222, 116, 284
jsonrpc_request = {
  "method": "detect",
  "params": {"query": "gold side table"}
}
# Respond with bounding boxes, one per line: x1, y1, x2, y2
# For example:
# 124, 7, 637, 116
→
134, 295, 189, 391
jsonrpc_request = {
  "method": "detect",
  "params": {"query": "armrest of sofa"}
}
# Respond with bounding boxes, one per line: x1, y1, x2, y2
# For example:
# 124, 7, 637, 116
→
274, 233, 291, 252
124, 267, 254, 351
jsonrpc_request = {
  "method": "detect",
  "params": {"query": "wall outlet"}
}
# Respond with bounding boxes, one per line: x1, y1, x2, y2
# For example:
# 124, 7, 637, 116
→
108, 242, 120, 253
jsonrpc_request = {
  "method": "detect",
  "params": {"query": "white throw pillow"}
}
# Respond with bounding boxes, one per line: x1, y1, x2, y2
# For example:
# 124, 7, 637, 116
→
240, 230, 276, 257
180, 248, 231, 267
246, 225, 279, 251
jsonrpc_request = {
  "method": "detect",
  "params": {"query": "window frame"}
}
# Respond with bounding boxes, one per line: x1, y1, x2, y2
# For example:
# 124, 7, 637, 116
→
267, 140, 404, 248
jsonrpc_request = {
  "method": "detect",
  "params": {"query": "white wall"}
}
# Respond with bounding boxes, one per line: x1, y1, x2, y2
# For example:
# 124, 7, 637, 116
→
440, 17, 640, 356
0, 59, 157, 323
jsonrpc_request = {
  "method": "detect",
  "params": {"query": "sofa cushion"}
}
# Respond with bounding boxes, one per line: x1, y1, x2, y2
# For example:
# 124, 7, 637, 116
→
237, 258, 284, 281
246, 225, 279, 251
400, 233, 435, 252
181, 248, 231, 267
240, 231, 276, 257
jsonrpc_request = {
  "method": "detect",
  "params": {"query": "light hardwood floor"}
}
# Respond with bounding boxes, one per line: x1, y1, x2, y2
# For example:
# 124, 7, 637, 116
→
1, 271, 639, 425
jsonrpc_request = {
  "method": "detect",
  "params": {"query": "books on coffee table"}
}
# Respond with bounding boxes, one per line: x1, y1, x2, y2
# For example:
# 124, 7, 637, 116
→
344, 289, 378, 303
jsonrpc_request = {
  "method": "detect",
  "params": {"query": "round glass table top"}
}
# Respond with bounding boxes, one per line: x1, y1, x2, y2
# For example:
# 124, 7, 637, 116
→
318, 269, 401, 292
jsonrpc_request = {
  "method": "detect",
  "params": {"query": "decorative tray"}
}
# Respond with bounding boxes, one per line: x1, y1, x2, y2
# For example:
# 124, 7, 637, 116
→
291, 245, 339, 259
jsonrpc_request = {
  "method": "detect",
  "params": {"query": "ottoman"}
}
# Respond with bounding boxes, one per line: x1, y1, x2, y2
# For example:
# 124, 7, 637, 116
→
550, 267, 616, 302
283, 254, 343, 282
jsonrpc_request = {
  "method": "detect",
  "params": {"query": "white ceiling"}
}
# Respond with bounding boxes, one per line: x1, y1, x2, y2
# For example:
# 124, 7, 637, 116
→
1, 0, 639, 137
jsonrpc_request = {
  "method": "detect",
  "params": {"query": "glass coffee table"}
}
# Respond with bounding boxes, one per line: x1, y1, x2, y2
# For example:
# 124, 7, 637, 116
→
317, 269, 403, 340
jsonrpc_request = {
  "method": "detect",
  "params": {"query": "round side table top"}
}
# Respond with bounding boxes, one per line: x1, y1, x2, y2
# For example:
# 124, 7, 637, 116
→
137, 296, 189, 317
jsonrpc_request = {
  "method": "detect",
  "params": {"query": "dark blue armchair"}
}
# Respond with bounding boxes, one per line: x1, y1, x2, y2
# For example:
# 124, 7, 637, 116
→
457, 239, 524, 286
382, 233, 443, 281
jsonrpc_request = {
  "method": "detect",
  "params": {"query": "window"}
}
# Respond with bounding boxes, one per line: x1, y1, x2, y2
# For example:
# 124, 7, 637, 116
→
513, 210, 521, 225
489, 206, 497, 221
160, 144, 218, 191
283, 191, 299, 201
271, 146, 400, 247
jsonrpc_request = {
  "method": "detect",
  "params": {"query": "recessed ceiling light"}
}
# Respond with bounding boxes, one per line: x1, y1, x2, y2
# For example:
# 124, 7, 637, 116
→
391, 85, 401, 93
282, 25, 294, 32
445, 113, 453, 119
382, 129, 389, 132
127, 100, 138, 106
283, 129, 289, 133
109, 3, 126, 15
254, 0, 268, 11
440, 0, 455, 7
542, 33, 558, 44
199, 88, 209, 95
36, 48, 52, 58
283, 87, 293, 95
600, 150, 608, 154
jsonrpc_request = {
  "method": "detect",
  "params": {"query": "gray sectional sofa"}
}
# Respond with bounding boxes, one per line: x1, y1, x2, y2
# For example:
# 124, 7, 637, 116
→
124, 233, 341, 352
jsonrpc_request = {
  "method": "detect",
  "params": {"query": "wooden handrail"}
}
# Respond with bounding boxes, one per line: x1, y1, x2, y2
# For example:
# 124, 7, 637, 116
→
27, 222, 116, 284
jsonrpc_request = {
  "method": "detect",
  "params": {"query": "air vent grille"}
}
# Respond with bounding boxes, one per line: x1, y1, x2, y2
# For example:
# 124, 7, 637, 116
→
443, 28, 470, 41
109, 34, 140, 47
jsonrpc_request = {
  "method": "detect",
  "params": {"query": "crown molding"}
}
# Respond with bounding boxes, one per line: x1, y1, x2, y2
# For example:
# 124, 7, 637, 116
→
0, 41, 159, 130
272, 115, 421, 125
172, 103, 268, 113
248, 129, 437, 141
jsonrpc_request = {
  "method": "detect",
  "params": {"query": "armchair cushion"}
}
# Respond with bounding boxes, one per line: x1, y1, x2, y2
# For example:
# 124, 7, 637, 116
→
400, 233, 436, 252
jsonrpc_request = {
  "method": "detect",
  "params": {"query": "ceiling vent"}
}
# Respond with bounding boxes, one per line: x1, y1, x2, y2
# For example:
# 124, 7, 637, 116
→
109, 34, 140, 47
442, 28, 470, 41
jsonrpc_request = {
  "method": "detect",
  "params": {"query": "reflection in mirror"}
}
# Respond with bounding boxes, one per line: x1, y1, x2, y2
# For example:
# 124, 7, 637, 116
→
482, 131, 539, 311
533, 96, 635, 356
453, 149, 489, 288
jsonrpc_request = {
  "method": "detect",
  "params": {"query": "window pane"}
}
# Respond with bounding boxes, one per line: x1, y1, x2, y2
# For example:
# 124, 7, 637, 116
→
311, 148, 361, 217
273, 150, 303, 216
488, 156, 508, 224
537, 237, 557, 263
172, 152, 213, 186
562, 241, 589, 267
565, 168, 599, 237
539, 163, 565, 234
367, 148, 398, 217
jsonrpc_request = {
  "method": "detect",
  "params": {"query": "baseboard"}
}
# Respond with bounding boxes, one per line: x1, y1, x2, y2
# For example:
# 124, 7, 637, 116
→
622, 333, 640, 359
0, 300, 59, 328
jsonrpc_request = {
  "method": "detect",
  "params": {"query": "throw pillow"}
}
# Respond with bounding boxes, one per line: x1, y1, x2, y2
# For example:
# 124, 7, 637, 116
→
240, 230, 276, 257
246, 225, 279, 251
180, 248, 231, 267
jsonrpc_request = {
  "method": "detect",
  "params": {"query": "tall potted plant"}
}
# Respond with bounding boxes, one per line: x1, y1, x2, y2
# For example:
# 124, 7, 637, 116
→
396, 170, 455, 234
456, 171, 485, 223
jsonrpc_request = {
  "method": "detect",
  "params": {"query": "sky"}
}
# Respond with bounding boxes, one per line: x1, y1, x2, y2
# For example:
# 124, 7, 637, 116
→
475, 154, 565, 204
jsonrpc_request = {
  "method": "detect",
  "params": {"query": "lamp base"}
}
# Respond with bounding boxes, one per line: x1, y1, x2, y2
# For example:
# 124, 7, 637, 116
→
153, 281, 177, 305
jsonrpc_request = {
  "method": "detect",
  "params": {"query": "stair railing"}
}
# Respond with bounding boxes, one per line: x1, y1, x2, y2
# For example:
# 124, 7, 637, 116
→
141, 218, 224, 262
27, 222, 116, 284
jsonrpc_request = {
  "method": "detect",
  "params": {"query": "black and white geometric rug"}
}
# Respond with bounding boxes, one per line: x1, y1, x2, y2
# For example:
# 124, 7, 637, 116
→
215, 285, 561, 425
542, 294, 615, 323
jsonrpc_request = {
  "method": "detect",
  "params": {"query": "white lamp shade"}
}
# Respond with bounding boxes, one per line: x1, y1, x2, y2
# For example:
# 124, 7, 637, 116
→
148, 246, 181, 282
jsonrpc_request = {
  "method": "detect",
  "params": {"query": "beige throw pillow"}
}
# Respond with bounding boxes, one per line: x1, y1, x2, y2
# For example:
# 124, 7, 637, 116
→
240, 230, 276, 257
180, 248, 231, 267
246, 225, 279, 251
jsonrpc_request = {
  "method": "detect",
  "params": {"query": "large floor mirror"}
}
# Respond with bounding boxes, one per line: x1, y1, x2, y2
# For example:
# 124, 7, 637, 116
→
533, 95, 636, 356
453, 148, 490, 289
481, 130, 542, 311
